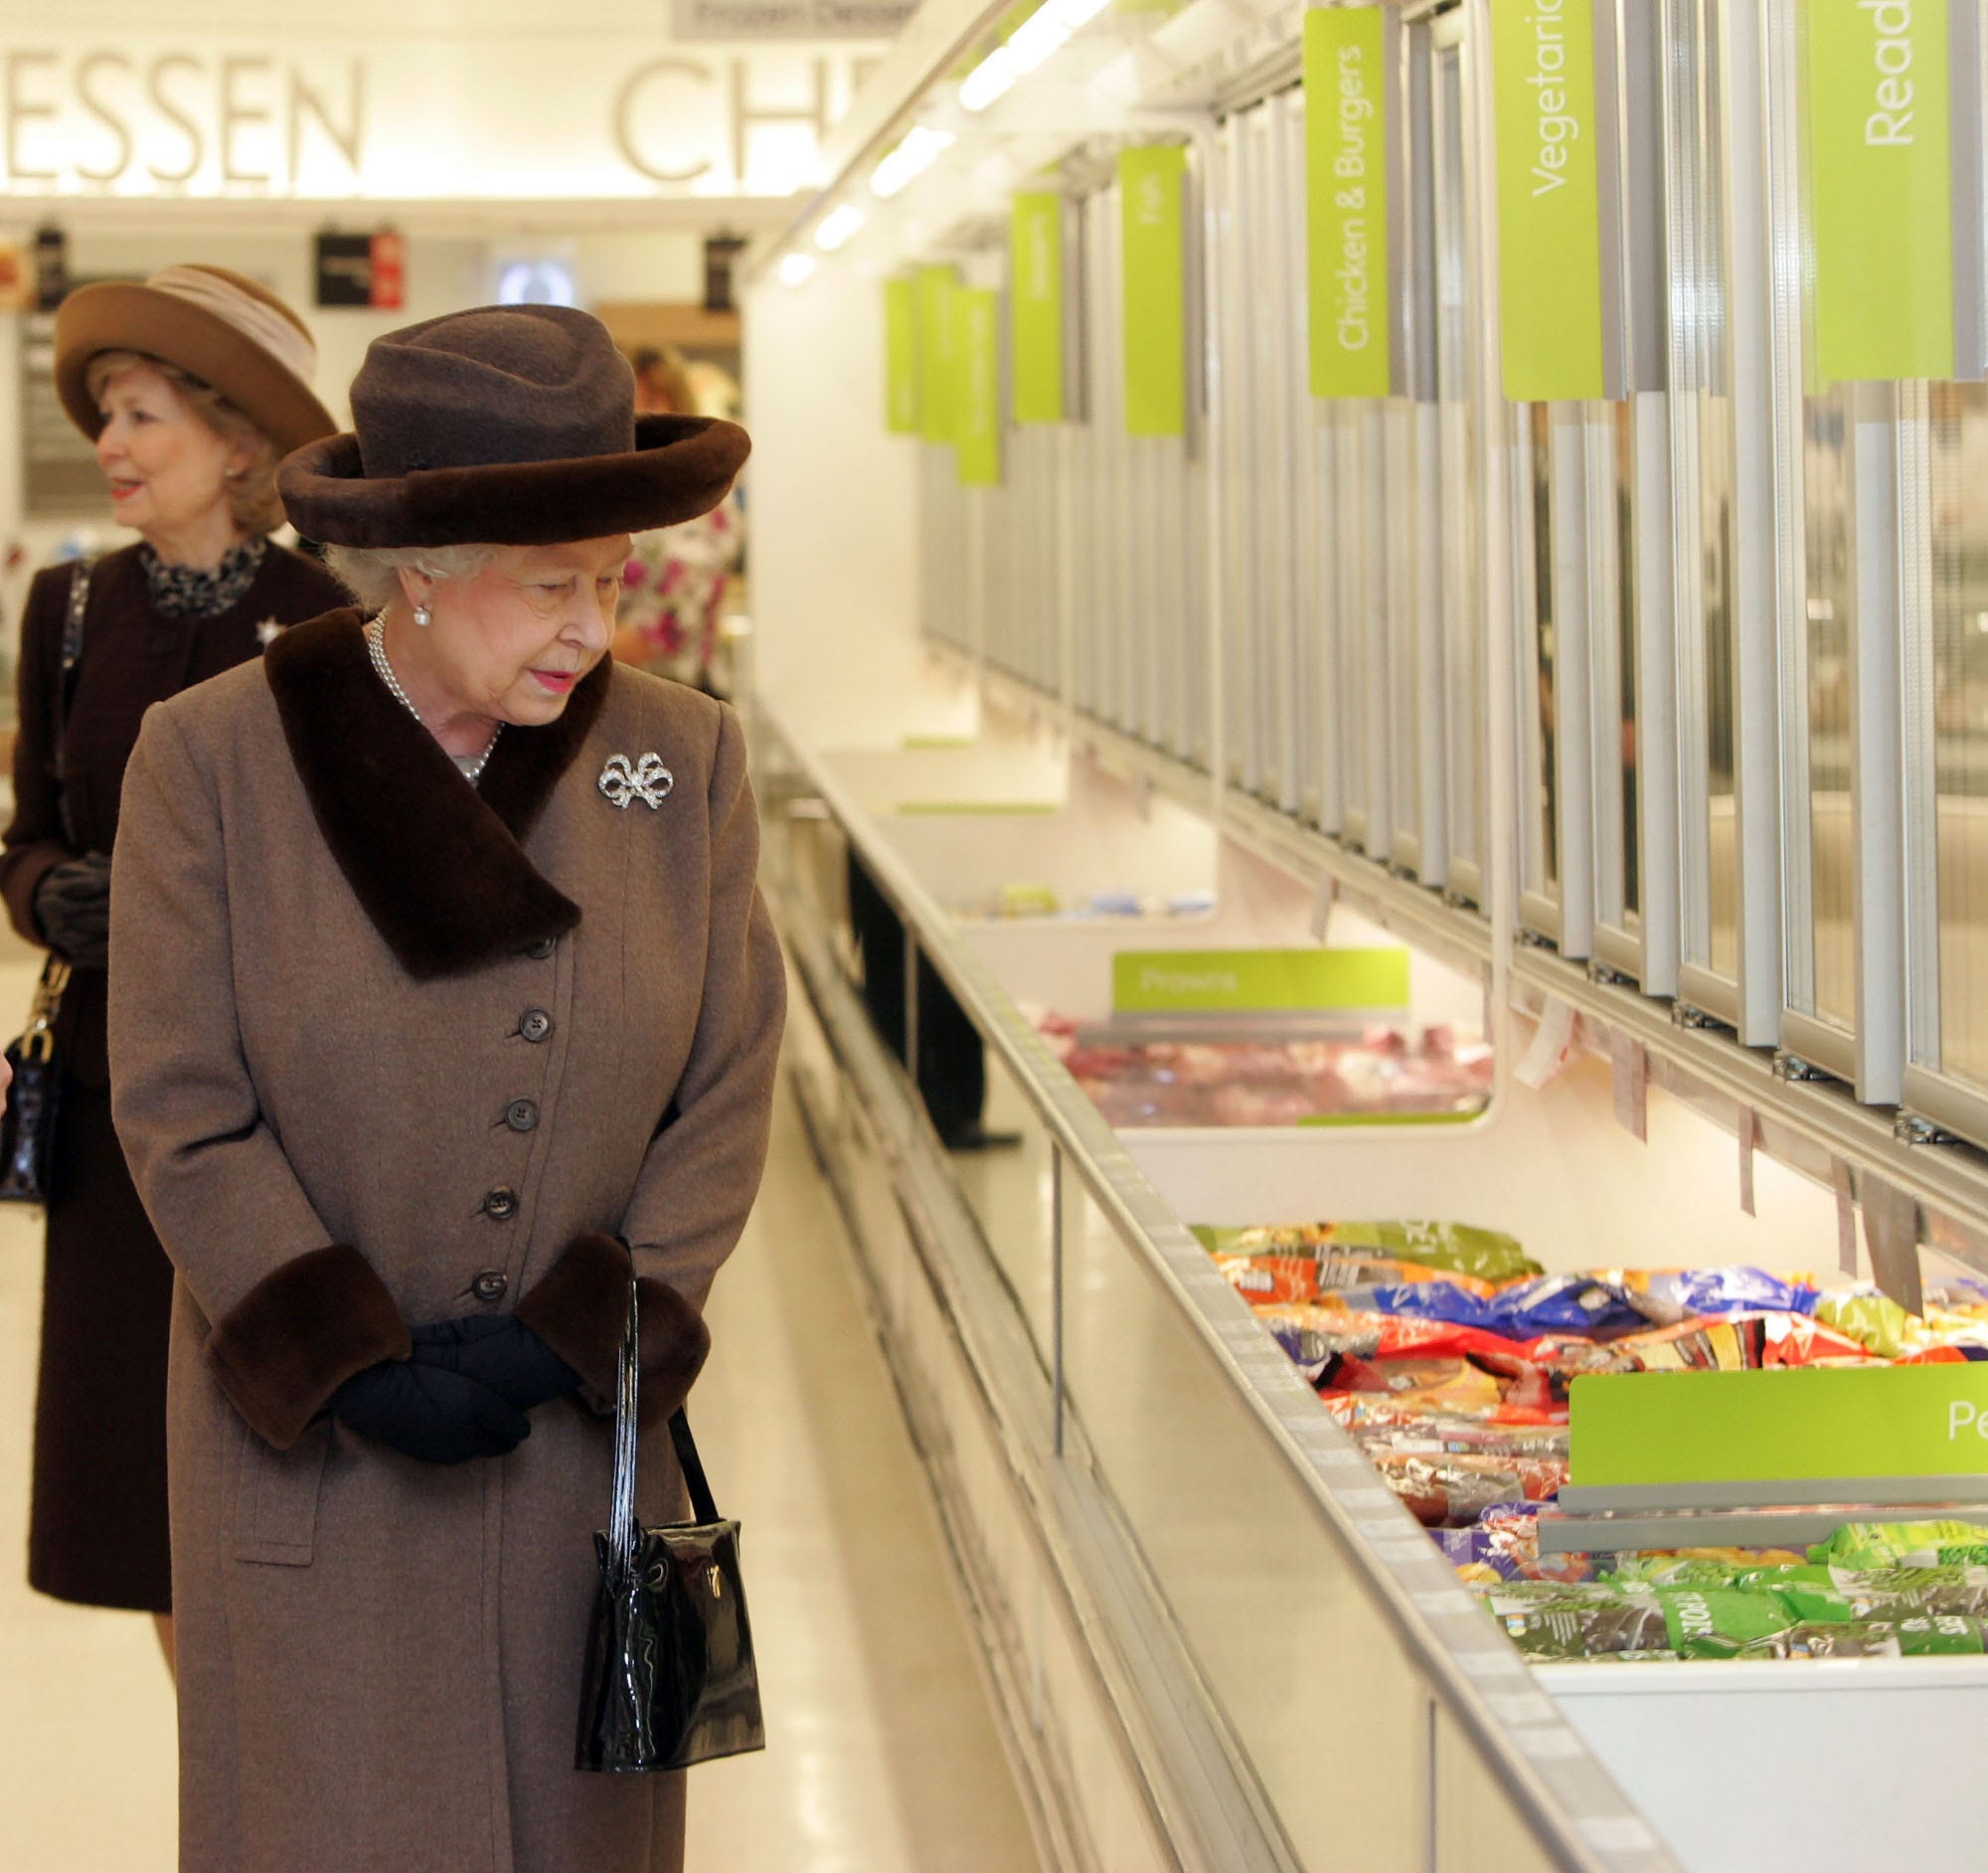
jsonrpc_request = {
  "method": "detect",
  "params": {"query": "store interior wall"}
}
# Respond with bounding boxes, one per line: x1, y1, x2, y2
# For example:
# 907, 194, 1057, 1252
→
746, 263, 976, 749
0, 222, 709, 644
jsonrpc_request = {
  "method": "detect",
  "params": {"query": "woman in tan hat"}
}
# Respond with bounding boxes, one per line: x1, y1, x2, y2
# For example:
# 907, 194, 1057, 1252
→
107, 303, 780, 1871
0, 264, 346, 1665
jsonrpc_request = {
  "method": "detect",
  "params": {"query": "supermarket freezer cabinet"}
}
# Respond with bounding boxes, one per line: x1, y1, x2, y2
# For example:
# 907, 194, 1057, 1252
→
753, 701, 1988, 1871
755, 705, 1675, 1873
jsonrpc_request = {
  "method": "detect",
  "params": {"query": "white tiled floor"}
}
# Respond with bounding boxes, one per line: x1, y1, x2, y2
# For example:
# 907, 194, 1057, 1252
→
0, 955, 1041, 1873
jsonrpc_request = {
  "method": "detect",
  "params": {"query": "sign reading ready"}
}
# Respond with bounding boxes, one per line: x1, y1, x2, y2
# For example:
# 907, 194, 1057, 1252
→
1112, 946, 1410, 1015
956, 287, 1003, 487
1304, 7, 1391, 398
1011, 192, 1066, 425
1806, 0, 1954, 382
1489, 0, 1606, 401
1119, 145, 1188, 437
885, 276, 919, 434
1574, 1367, 1988, 1487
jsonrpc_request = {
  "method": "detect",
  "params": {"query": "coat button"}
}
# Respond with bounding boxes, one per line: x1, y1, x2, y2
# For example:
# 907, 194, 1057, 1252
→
471, 1269, 509, 1302
520, 1009, 553, 1043
482, 1186, 519, 1221
524, 937, 556, 959
505, 1099, 540, 1133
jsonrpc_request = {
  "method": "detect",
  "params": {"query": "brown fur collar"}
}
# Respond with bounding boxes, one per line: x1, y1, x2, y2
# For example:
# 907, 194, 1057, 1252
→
263, 610, 609, 979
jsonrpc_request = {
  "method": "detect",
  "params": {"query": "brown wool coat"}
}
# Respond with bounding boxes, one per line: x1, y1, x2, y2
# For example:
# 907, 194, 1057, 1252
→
0, 541, 349, 1615
106, 612, 785, 1873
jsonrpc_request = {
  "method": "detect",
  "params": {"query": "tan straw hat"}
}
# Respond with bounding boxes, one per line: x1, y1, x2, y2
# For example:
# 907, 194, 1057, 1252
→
55, 263, 336, 455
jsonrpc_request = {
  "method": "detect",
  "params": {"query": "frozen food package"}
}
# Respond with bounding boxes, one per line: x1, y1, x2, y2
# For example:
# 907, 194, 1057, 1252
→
1608, 1316, 1765, 1372
1738, 1617, 1988, 1659
1194, 1221, 1540, 1285
1813, 1287, 1916, 1360
1600, 1268, 1821, 1327
1484, 1591, 1674, 1661
1813, 1521, 1988, 1570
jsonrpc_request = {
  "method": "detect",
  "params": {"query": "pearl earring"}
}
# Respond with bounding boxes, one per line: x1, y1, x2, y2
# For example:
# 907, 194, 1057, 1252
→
413, 604, 432, 628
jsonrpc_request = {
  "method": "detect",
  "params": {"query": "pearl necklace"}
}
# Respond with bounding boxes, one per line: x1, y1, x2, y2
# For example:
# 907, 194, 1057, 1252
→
364, 616, 503, 785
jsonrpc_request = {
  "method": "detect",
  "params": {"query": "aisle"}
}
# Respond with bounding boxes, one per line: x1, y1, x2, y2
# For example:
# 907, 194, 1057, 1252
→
0, 963, 1041, 1872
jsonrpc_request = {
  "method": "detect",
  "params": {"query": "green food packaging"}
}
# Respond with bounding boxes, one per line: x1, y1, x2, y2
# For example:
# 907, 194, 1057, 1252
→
1812, 1521, 1988, 1570
1191, 1220, 1542, 1284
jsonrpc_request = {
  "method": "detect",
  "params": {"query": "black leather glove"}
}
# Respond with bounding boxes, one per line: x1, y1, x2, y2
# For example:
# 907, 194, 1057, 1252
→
34, 852, 110, 968
328, 1358, 531, 1463
407, 1314, 582, 1415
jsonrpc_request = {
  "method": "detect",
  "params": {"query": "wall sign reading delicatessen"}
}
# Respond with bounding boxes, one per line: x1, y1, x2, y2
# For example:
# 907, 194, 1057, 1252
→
0, 41, 879, 200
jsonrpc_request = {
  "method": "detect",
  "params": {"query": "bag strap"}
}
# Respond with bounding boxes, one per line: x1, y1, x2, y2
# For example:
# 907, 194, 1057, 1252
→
607, 1282, 722, 1570
52, 558, 93, 850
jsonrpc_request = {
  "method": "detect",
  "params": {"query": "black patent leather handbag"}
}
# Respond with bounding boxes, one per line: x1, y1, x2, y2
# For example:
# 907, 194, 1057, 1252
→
577, 1284, 764, 1773
0, 955, 70, 1205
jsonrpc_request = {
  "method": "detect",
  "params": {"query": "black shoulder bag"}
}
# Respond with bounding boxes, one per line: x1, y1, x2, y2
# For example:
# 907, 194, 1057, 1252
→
0, 558, 92, 1205
577, 1282, 764, 1772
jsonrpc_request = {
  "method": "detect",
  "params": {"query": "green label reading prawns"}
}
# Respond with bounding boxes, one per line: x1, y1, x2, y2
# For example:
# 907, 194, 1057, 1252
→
1489, 0, 1605, 401
1304, 6, 1392, 398
1111, 945, 1409, 1014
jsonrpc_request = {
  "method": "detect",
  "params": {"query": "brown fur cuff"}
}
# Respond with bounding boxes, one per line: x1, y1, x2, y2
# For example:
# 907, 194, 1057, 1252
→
205, 1244, 412, 1450
516, 1231, 710, 1426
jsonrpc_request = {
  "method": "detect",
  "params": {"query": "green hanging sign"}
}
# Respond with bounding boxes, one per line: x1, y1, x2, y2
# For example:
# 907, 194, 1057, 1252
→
916, 264, 960, 445
1112, 946, 1410, 1015
1489, 0, 1606, 401
885, 276, 919, 434
1011, 192, 1066, 425
956, 287, 1003, 487
1574, 1367, 1988, 1487
1119, 145, 1188, 437
1805, 0, 1954, 382
1304, 6, 1392, 398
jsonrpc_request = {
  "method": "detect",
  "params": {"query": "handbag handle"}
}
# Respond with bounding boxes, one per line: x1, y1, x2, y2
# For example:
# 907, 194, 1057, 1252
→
607, 1282, 722, 1573
54, 559, 93, 852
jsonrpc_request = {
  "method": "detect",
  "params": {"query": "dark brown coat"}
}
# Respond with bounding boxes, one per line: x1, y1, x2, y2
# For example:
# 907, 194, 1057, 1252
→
3, 541, 349, 1612
107, 613, 784, 1871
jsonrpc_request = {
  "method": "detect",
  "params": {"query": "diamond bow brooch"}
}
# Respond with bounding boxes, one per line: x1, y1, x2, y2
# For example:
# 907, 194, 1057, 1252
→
598, 753, 675, 810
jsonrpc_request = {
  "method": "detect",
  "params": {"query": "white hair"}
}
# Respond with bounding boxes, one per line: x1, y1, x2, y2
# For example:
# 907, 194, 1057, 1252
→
322, 542, 499, 613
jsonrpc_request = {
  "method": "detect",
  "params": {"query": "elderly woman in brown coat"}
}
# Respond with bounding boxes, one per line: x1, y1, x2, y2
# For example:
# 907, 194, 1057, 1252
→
106, 304, 783, 1872
1, 265, 343, 1659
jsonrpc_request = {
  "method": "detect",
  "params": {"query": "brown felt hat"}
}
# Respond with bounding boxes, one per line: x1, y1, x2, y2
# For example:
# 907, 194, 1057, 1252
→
56, 264, 336, 456
277, 303, 750, 549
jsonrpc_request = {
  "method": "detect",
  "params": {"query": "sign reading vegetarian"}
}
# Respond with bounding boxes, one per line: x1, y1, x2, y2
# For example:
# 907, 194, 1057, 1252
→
1488, 0, 1606, 401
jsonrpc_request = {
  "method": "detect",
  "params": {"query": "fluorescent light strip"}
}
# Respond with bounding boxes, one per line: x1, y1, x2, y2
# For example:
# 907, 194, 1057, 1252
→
870, 125, 955, 199
814, 204, 866, 251
958, 0, 1114, 112
777, 253, 817, 287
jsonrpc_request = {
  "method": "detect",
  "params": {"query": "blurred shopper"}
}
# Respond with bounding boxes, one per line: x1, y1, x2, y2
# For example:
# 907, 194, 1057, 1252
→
108, 304, 781, 1872
0, 265, 342, 1666
613, 342, 744, 695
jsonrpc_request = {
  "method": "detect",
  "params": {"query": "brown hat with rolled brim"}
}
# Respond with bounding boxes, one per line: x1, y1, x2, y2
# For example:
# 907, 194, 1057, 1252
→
278, 303, 749, 549
56, 263, 337, 456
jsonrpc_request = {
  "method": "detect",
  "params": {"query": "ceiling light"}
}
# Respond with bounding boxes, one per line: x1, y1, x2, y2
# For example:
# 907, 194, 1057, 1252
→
1005, 10, 1072, 74
870, 125, 955, 199
959, 48, 1019, 112
814, 205, 866, 251
777, 253, 817, 287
